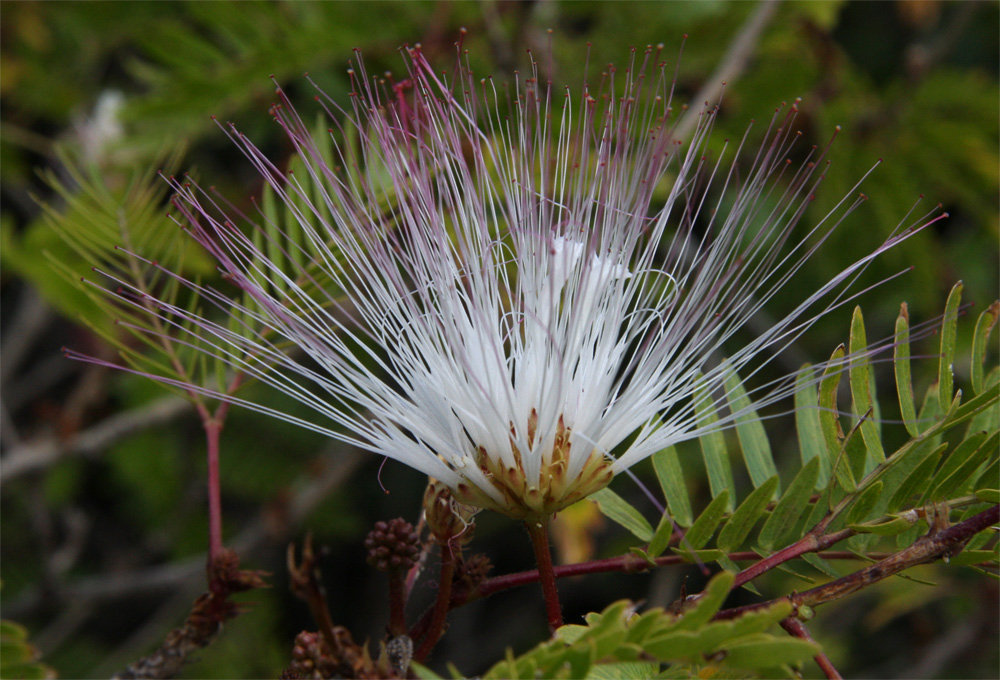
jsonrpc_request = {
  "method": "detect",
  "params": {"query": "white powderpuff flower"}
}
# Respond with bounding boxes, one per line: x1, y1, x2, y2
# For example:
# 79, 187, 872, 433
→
73, 43, 934, 521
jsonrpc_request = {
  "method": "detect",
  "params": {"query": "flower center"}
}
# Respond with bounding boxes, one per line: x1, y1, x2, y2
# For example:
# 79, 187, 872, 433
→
452, 410, 614, 520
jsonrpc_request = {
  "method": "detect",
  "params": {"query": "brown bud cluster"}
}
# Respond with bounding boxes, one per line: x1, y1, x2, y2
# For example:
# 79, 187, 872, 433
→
364, 518, 420, 572
284, 631, 336, 679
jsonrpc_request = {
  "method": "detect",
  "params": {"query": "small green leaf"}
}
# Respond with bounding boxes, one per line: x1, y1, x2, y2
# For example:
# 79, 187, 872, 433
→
849, 514, 916, 535
695, 375, 736, 511
845, 481, 883, 526
976, 489, 1000, 504
586, 662, 662, 679
591, 488, 654, 542
927, 430, 997, 501
669, 548, 727, 563
917, 381, 944, 436
675, 571, 734, 631
971, 301, 999, 395
844, 413, 870, 484
722, 636, 821, 669
683, 491, 730, 550
717, 476, 779, 552
939, 282, 963, 412
759, 457, 821, 550
652, 446, 693, 527
850, 307, 885, 463
648, 511, 676, 558
948, 550, 999, 567
724, 363, 779, 491
894, 303, 921, 437
887, 443, 947, 512
795, 367, 830, 488
819, 345, 855, 492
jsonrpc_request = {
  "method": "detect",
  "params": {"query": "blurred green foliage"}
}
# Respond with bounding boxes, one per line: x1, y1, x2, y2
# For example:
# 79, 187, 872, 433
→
1, 2, 996, 678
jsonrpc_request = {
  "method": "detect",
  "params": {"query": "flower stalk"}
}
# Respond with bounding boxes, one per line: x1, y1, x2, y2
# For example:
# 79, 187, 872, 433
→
413, 541, 456, 662
525, 519, 563, 633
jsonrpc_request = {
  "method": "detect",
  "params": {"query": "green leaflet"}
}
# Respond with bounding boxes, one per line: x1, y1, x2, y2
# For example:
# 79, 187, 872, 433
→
795, 367, 830, 488
938, 282, 963, 412
694, 373, 736, 511
722, 636, 820, 669
971, 301, 999, 395
844, 481, 883, 526
926, 430, 997, 502
652, 445, 693, 527
682, 491, 730, 551
894, 303, 921, 437
819, 345, 855, 492
758, 457, 821, 551
591, 488, 654, 542
648, 511, 676, 559
887, 442, 948, 513
850, 306, 885, 463
723, 363, 779, 491
717, 476, 779, 553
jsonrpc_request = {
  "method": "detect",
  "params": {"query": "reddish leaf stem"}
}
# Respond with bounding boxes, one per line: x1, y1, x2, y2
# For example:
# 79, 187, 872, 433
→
780, 616, 843, 679
732, 527, 854, 589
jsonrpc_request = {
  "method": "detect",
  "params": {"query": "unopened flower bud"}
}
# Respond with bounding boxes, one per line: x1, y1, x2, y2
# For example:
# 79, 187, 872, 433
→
423, 479, 477, 545
363, 518, 420, 572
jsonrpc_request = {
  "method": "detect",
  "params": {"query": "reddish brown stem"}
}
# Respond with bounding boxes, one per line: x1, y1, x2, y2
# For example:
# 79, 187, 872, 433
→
407, 549, 906, 639
780, 616, 843, 679
525, 520, 563, 633
732, 527, 854, 589
715, 503, 999, 621
203, 418, 224, 564
414, 542, 456, 662
388, 569, 408, 637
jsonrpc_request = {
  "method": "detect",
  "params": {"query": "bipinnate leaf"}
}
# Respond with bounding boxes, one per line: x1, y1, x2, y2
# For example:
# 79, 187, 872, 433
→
717, 476, 779, 553
591, 488, 654, 542
759, 457, 821, 551
971, 301, 999, 395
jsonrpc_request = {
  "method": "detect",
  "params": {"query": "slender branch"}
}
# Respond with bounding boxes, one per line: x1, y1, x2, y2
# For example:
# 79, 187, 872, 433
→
1, 396, 192, 483
203, 418, 224, 563
733, 527, 855, 589
780, 616, 842, 680
674, 0, 782, 142
716, 503, 999, 621
413, 541, 456, 662
288, 535, 342, 658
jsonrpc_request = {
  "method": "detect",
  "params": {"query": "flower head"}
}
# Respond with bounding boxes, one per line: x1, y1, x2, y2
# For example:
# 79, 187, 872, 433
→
73, 42, 931, 521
